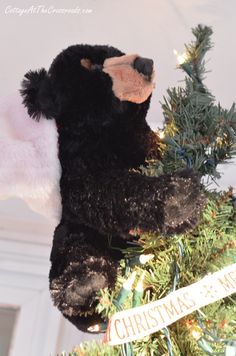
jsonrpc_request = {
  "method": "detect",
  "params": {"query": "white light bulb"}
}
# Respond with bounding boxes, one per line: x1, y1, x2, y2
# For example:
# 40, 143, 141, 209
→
123, 271, 137, 289
139, 254, 154, 264
87, 324, 101, 332
135, 271, 146, 292
173, 49, 187, 65
158, 130, 165, 140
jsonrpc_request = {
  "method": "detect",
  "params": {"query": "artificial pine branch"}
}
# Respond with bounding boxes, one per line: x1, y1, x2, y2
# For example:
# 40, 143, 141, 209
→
149, 25, 236, 179
183, 24, 213, 86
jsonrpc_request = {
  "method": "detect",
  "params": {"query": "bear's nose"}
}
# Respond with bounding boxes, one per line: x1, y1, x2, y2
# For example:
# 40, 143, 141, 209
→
133, 57, 154, 79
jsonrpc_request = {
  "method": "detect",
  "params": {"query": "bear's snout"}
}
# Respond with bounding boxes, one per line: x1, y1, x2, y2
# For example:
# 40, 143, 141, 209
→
103, 54, 156, 104
133, 57, 154, 80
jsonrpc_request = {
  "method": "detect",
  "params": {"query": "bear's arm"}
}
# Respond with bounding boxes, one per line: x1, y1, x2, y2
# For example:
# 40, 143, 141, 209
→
63, 169, 205, 236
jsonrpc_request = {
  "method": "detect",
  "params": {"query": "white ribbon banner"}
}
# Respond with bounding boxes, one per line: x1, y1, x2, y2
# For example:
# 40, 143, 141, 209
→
104, 263, 236, 345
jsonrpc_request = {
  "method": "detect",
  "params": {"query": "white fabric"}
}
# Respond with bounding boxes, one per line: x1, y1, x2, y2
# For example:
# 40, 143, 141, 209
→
0, 92, 61, 223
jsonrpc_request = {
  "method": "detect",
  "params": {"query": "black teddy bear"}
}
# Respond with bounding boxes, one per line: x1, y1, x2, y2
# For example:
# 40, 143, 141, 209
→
21, 45, 205, 332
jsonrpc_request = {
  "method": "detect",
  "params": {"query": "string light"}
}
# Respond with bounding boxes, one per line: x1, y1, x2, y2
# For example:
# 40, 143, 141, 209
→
128, 254, 154, 267
157, 129, 165, 140
116, 271, 137, 305
132, 271, 146, 307
173, 49, 188, 65
191, 326, 203, 340
157, 130, 179, 147
87, 323, 102, 333
123, 271, 137, 289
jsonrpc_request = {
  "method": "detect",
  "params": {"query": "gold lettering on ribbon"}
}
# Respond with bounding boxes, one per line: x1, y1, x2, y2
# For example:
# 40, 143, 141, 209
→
229, 271, 236, 285
114, 319, 126, 340
122, 316, 136, 337
218, 274, 235, 291
133, 314, 147, 333
163, 299, 179, 318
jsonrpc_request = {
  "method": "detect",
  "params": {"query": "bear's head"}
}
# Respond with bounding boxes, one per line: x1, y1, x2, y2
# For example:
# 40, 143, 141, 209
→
21, 45, 155, 128
21, 45, 159, 171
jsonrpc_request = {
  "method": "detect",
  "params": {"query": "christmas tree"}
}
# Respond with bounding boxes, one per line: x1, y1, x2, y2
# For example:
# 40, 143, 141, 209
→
63, 25, 236, 356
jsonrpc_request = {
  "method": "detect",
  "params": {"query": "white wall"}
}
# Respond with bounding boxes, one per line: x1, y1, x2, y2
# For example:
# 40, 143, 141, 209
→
0, 0, 235, 353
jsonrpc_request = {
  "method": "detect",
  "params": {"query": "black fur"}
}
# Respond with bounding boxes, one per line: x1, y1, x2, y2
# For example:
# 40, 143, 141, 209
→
20, 68, 57, 120
21, 44, 206, 332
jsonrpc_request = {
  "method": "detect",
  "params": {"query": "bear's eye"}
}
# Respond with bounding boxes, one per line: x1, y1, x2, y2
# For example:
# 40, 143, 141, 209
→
80, 58, 103, 71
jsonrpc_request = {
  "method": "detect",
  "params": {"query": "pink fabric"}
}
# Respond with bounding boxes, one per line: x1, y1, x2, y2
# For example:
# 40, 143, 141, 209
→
0, 92, 61, 222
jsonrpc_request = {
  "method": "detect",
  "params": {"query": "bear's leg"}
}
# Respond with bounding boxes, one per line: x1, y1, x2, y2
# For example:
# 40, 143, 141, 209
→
49, 222, 125, 332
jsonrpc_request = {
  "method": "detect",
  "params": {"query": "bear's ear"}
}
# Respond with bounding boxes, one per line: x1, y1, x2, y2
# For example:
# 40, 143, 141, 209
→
20, 68, 57, 121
